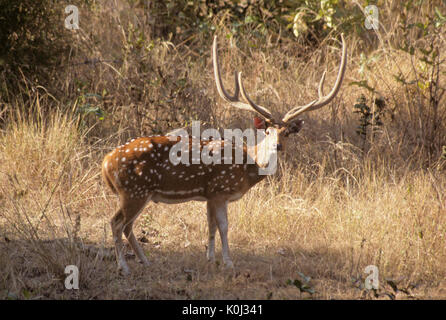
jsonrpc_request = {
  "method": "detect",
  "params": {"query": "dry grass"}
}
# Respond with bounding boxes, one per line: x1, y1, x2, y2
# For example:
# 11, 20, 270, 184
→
0, 105, 444, 299
0, 1, 445, 299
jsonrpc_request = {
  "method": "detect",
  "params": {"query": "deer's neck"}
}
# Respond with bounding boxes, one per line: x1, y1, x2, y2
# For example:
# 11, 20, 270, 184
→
246, 135, 276, 169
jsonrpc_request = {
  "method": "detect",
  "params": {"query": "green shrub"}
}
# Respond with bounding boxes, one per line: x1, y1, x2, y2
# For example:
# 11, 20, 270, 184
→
0, 0, 75, 96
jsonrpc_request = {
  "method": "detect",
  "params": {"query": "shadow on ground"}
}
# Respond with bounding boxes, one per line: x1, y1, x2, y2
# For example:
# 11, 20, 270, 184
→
0, 237, 439, 299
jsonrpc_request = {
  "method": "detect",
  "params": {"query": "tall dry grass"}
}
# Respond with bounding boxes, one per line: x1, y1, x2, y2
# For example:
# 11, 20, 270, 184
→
0, 102, 444, 299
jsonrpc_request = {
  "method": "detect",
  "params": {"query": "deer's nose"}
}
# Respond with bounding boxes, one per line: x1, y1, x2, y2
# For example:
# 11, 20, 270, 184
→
277, 143, 283, 151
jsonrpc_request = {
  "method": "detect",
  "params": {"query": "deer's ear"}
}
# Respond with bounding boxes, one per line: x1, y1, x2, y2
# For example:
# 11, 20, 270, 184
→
253, 117, 266, 129
292, 119, 304, 133
285, 119, 304, 136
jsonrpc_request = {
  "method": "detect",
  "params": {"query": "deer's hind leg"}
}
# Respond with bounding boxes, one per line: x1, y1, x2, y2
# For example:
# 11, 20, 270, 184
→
111, 208, 129, 275
123, 209, 150, 267
111, 195, 151, 275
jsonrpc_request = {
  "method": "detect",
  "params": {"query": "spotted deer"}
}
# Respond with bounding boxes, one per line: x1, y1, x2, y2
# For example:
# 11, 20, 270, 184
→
102, 34, 347, 274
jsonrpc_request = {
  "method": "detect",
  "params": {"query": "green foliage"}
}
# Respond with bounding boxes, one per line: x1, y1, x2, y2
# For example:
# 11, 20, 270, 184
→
394, 4, 446, 160
74, 88, 106, 131
0, 0, 76, 91
142, 0, 360, 44
287, 271, 315, 295
353, 94, 386, 151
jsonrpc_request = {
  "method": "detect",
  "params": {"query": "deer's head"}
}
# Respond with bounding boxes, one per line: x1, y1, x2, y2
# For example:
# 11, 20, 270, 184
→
213, 35, 347, 156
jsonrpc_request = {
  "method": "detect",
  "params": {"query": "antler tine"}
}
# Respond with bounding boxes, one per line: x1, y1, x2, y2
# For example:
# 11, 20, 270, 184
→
213, 36, 274, 121
282, 34, 347, 123
213, 36, 240, 103
318, 69, 327, 98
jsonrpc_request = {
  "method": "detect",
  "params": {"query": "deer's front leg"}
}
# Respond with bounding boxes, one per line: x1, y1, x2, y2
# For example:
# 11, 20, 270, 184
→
210, 198, 233, 268
206, 201, 218, 263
